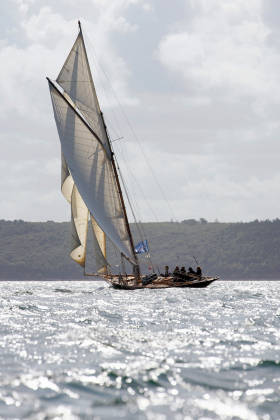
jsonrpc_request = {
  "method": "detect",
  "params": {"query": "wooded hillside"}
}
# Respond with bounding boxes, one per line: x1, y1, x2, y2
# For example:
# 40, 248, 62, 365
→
0, 218, 279, 280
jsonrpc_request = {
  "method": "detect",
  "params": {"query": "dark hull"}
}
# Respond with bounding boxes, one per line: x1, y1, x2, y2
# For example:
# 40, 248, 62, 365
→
178, 279, 216, 288
111, 277, 218, 290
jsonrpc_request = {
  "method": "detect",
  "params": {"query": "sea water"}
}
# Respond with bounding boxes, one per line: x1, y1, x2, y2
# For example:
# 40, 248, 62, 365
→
0, 280, 279, 420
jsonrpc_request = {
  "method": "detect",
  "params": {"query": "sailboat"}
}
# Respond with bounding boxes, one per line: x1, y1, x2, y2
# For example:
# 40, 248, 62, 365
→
47, 21, 218, 290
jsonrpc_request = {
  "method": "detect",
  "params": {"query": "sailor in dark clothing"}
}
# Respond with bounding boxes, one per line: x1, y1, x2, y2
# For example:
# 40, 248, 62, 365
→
186, 266, 196, 281
174, 266, 187, 282
196, 266, 202, 276
180, 266, 186, 275
173, 266, 180, 276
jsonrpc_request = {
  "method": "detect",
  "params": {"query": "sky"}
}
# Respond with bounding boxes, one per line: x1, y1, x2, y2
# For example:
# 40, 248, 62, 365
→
1, 0, 280, 223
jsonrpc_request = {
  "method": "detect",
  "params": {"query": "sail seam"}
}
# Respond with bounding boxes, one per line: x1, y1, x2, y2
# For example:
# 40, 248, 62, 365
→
47, 78, 110, 158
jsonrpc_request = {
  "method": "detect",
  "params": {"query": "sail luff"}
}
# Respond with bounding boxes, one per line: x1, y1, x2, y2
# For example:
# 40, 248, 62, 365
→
78, 26, 104, 134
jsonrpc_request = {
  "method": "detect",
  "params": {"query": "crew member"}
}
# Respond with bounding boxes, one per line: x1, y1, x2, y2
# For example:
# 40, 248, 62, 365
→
173, 266, 180, 276
188, 267, 195, 274
180, 266, 187, 275
164, 265, 171, 277
196, 266, 202, 276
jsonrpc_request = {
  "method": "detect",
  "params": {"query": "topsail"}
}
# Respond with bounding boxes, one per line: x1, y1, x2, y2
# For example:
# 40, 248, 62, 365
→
56, 31, 110, 155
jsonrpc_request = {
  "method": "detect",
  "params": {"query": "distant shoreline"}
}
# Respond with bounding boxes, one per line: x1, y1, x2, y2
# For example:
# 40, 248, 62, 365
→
1, 219, 279, 280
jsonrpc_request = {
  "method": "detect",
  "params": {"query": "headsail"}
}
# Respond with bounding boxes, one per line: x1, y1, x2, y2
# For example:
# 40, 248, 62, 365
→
90, 215, 107, 274
61, 150, 74, 204
70, 184, 89, 267
61, 149, 108, 271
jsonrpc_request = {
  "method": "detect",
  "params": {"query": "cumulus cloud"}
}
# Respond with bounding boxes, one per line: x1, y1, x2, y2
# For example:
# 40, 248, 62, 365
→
0, 1, 140, 119
155, 0, 280, 115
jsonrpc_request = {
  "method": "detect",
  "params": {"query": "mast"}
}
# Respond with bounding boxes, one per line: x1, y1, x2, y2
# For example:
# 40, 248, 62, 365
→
101, 112, 138, 262
78, 21, 137, 262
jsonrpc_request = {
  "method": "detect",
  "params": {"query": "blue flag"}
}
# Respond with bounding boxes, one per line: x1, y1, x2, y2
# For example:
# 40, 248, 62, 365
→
135, 240, 149, 254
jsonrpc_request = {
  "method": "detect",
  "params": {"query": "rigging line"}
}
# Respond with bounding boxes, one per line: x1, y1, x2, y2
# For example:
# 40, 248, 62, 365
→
83, 29, 136, 214
78, 238, 107, 270
136, 259, 168, 270
80, 33, 196, 266
112, 132, 198, 268
113, 143, 182, 267
114, 146, 142, 225
113, 140, 143, 229
113, 160, 159, 274
71, 219, 157, 273
105, 117, 142, 220
77, 226, 121, 275
82, 30, 179, 221
83, 28, 142, 225
113, 146, 145, 249
104, 117, 142, 223
113, 153, 143, 237
114, 245, 122, 275
83, 30, 142, 222
83, 30, 122, 140
112, 142, 172, 239
115, 157, 156, 273
83, 28, 198, 267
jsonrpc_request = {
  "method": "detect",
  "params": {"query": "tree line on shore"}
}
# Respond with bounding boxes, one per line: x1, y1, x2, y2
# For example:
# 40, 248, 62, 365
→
0, 218, 279, 280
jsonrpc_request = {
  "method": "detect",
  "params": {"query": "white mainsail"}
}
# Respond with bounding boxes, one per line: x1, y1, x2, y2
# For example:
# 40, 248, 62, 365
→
48, 27, 134, 262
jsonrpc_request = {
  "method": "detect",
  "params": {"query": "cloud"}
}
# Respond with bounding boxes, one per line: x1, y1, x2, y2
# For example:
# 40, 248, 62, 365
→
143, 3, 154, 13
0, 157, 67, 222
116, 141, 280, 223
155, 0, 280, 116
1, 0, 280, 224
0, 3, 140, 122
